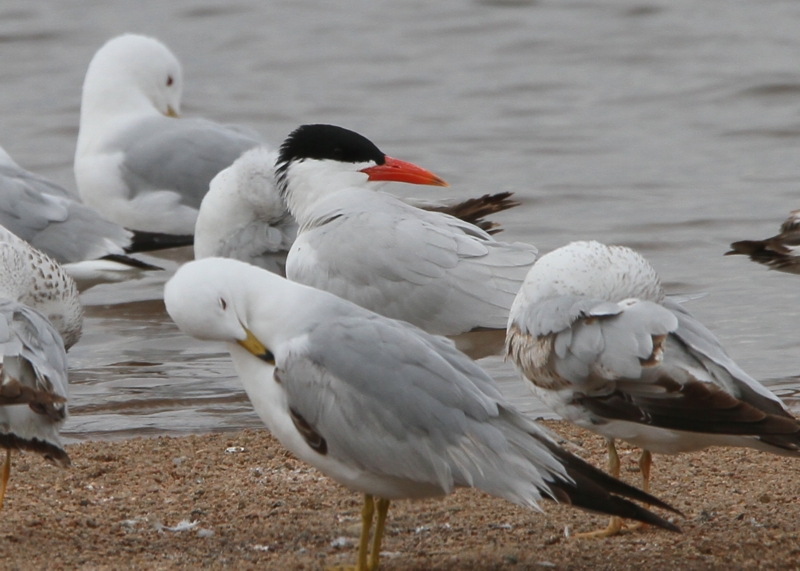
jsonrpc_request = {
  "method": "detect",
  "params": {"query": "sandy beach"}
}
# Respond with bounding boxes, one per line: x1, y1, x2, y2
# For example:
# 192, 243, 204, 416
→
0, 420, 798, 571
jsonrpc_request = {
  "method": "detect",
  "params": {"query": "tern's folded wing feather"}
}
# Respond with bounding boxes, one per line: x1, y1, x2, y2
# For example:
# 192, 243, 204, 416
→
288, 193, 537, 335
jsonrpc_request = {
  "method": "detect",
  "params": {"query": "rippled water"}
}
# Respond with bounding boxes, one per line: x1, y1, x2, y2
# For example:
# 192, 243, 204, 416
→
1, 0, 799, 441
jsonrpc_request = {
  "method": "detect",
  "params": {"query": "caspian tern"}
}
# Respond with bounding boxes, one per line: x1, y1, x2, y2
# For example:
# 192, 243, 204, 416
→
506, 240, 800, 537
165, 257, 679, 570
74, 34, 262, 242
276, 124, 538, 358
194, 145, 521, 278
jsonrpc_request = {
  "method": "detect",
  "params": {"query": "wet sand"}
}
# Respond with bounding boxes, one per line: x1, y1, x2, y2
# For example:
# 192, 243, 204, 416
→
0, 421, 798, 571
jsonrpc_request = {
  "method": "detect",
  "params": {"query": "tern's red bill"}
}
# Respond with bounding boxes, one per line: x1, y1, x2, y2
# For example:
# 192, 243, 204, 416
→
360, 156, 448, 187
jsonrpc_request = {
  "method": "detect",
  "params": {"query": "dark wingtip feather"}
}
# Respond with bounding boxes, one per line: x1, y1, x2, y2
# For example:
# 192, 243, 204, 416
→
725, 240, 760, 257
535, 433, 682, 531
425, 192, 520, 234
545, 475, 681, 533
101, 253, 163, 271
125, 231, 195, 253
0, 434, 70, 467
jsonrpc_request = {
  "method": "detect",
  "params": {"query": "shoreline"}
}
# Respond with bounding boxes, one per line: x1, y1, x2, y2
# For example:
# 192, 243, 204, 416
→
0, 420, 798, 570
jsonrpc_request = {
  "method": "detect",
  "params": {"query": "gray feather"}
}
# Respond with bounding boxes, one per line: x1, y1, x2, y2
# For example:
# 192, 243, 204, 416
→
0, 163, 131, 263
115, 116, 261, 209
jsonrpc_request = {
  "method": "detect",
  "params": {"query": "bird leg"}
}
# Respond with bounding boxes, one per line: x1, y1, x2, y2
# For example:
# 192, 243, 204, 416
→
0, 449, 10, 510
573, 438, 623, 538
639, 449, 652, 493
629, 450, 654, 531
328, 494, 375, 571
355, 494, 375, 571
368, 498, 391, 571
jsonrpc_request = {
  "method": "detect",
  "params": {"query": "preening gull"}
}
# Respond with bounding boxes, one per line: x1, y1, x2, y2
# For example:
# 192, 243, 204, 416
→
165, 257, 679, 569
0, 225, 80, 508
276, 124, 538, 358
194, 147, 298, 276
0, 145, 159, 291
74, 34, 262, 239
506, 240, 800, 537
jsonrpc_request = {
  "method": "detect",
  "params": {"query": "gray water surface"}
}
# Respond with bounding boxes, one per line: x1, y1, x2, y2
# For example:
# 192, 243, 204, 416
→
1, 0, 799, 440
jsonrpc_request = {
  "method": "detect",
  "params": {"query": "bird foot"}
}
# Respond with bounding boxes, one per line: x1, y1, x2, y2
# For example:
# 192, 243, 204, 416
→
326, 565, 370, 571
572, 516, 625, 539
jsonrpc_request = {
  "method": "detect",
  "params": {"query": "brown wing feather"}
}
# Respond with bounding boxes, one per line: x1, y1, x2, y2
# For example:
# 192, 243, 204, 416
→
0, 375, 66, 408
423, 192, 519, 235
575, 373, 800, 438
289, 407, 328, 455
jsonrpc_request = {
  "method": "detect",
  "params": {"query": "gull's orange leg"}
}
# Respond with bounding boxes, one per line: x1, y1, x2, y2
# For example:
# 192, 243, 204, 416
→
0, 449, 10, 510
629, 450, 654, 531
574, 438, 624, 538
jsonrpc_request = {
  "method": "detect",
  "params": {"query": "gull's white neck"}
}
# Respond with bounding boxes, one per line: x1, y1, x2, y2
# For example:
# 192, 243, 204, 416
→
238, 263, 336, 350
77, 86, 163, 155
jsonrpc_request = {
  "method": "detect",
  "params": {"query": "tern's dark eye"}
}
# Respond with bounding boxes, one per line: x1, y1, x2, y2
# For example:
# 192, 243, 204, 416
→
219, 298, 227, 310
167, 75, 174, 87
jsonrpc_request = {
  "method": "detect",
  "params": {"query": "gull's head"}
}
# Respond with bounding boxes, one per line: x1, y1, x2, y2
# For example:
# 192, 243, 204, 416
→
165, 258, 251, 346
164, 258, 303, 363
81, 33, 183, 122
274, 124, 447, 219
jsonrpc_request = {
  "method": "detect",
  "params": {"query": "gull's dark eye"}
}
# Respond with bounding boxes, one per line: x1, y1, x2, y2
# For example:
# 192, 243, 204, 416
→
219, 298, 227, 310
167, 75, 174, 87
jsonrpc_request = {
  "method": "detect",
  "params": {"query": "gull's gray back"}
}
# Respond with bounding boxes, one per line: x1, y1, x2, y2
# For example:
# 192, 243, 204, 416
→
116, 116, 262, 209
278, 305, 566, 503
0, 163, 131, 263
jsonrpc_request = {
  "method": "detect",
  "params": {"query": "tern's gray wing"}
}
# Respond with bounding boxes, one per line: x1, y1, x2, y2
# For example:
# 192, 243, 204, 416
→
288, 192, 537, 334
0, 299, 69, 465
0, 163, 131, 263
115, 116, 262, 210
278, 310, 570, 502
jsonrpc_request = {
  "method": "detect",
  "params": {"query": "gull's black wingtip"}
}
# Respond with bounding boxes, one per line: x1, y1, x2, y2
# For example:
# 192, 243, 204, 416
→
125, 231, 194, 253
534, 433, 683, 532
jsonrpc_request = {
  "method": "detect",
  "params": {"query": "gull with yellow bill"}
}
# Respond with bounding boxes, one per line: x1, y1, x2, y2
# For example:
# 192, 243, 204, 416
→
165, 257, 680, 571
